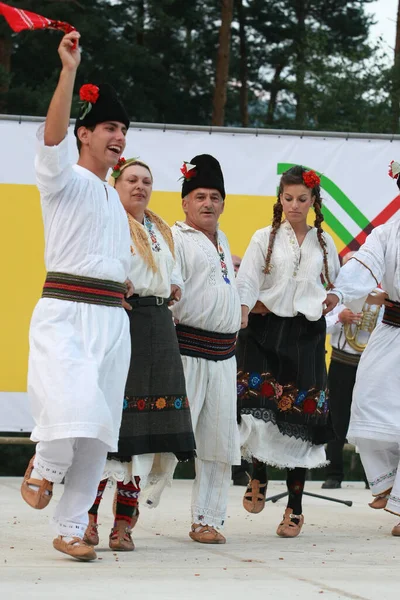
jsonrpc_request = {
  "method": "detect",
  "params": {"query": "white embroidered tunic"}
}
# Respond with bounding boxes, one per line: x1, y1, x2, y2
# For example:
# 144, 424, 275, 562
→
237, 221, 340, 321
35, 124, 131, 282
129, 216, 183, 298
171, 222, 241, 333
28, 126, 132, 450
331, 221, 400, 443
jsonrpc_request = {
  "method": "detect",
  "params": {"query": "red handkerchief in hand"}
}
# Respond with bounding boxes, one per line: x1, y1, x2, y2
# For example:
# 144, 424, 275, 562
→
0, 2, 75, 34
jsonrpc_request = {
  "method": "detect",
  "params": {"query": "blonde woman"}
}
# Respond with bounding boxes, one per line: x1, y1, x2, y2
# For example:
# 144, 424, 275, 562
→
85, 158, 195, 551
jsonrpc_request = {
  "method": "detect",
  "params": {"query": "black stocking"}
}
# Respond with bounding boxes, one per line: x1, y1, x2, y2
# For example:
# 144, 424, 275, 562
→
252, 459, 268, 484
286, 467, 306, 516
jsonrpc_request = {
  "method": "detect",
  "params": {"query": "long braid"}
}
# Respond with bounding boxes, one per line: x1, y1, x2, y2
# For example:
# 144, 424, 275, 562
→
263, 197, 283, 274
313, 191, 333, 289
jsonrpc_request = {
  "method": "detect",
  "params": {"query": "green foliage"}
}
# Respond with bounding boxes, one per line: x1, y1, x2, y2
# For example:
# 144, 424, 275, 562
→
0, 1, 396, 138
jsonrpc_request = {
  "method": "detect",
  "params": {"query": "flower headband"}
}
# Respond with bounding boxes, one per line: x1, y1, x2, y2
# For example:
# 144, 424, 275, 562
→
180, 161, 197, 181
388, 160, 400, 179
302, 170, 321, 188
108, 156, 152, 187
79, 84, 100, 119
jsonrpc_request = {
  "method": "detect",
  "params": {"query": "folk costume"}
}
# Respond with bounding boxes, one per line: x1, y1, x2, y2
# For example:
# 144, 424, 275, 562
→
22, 84, 132, 546
86, 159, 195, 550
331, 217, 400, 526
171, 155, 241, 541
323, 303, 382, 487
236, 166, 340, 535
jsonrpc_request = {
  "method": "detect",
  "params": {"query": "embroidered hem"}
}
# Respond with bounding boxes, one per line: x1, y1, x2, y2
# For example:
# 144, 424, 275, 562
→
368, 468, 398, 490
123, 394, 189, 413
191, 506, 226, 529
238, 370, 328, 423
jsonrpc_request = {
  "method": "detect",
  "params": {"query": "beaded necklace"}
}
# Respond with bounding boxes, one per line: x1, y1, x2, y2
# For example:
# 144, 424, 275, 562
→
144, 214, 161, 252
218, 240, 230, 284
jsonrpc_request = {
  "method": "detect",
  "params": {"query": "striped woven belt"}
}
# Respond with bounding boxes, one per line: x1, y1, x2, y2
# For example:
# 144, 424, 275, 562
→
175, 324, 237, 362
42, 272, 126, 307
382, 299, 400, 328
331, 347, 360, 367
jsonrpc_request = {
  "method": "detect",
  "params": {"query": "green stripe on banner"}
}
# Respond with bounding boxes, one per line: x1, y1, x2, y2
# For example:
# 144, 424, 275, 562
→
321, 204, 353, 245
277, 163, 370, 230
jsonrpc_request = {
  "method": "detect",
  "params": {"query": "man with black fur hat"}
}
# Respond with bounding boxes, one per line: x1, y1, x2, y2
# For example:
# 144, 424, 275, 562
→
20, 31, 133, 561
171, 155, 241, 544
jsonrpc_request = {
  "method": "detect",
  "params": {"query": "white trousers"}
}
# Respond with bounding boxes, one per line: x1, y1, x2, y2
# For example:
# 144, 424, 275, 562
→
191, 459, 232, 528
182, 355, 240, 529
356, 438, 400, 516
34, 437, 108, 537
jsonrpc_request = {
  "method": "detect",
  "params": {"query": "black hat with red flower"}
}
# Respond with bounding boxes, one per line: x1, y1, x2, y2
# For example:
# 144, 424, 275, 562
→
181, 154, 226, 200
74, 83, 130, 136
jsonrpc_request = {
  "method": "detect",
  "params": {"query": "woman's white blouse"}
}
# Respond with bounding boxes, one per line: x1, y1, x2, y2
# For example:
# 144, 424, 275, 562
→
129, 220, 183, 299
236, 221, 340, 321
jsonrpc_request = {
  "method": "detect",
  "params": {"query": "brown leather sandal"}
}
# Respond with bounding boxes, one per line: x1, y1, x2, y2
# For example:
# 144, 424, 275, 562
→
20, 456, 53, 510
243, 478, 267, 514
83, 514, 99, 546
109, 520, 135, 551
276, 507, 304, 538
369, 489, 391, 510
53, 536, 97, 561
189, 523, 226, 544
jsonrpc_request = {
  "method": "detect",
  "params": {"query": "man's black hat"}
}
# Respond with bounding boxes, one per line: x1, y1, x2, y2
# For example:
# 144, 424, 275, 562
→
181, 154, 225, 200
74, 83, 130, 136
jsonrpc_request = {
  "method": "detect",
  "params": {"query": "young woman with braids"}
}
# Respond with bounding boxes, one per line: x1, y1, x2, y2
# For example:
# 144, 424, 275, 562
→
83, 158, 195, 551
236, 165, 340, 538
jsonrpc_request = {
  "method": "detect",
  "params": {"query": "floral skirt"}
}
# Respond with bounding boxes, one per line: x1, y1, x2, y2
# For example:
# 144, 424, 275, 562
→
237, 312, 333, 448
108, 301, 196, 461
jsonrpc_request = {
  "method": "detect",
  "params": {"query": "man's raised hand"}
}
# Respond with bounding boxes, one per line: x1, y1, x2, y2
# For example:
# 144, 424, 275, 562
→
58, 31, 81, 71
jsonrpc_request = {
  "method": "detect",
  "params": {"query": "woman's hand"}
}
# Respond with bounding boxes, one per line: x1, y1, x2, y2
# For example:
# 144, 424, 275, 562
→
241, 305, 249, 329
168, 284, 182, 306
323, 293, 340, 315
123, 278, 134, 310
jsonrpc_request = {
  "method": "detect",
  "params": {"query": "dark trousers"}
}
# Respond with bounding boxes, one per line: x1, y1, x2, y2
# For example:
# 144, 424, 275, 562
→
325, 357, 357, 482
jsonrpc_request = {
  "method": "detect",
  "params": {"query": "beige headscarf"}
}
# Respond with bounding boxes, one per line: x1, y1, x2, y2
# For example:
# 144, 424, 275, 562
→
108, 158, 175, 273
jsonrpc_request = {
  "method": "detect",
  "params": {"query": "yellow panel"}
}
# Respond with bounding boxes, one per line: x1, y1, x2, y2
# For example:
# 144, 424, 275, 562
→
0, 185, 338, 391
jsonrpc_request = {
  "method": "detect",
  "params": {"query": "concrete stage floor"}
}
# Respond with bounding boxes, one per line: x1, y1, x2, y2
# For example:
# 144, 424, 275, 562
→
1, 477, 398, 599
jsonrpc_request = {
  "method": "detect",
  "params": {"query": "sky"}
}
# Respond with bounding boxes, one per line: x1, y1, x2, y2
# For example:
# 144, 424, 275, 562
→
369, 0, 397, 52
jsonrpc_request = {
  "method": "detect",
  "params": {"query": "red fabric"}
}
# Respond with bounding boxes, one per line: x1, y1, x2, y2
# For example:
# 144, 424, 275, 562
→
0, 2, 74, 34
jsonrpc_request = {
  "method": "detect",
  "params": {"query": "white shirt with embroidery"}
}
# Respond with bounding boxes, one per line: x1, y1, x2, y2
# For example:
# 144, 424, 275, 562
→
236, 221, 340, 321
35, 124, 131, 282
129, 215, 183, 298
171, 221, 241, 333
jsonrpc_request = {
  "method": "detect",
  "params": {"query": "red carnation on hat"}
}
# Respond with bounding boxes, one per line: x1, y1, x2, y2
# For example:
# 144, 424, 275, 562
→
180, 161, 197, 181
302, 170, 320, 188
79, 84, 100, 104
388, 160, 400, 179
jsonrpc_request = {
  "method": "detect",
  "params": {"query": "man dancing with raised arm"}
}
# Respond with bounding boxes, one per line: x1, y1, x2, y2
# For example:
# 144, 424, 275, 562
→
324, 166, 400, 536
20, 31, 133, 561
171, 155, 241, 544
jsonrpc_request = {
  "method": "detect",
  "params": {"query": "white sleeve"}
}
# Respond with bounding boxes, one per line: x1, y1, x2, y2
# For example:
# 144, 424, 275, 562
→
325, 304, 343, 334
170, 257, 184, 294
333, 225, 387, 311
35, 123, 73, 198
236, 229, 269, 311
171, 228, 187, 283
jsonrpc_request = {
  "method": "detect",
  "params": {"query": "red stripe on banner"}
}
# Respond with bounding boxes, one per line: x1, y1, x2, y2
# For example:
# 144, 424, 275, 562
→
340, 194, 400, 257
43, 282, 124, 298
